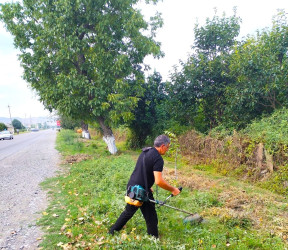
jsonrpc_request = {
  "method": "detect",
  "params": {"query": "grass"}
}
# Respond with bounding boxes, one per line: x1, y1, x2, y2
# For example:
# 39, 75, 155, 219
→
38, 129, 288, 249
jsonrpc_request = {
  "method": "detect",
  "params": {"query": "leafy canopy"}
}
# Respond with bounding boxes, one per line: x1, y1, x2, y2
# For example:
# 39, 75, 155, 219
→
127, 71, 166, 148
0, 0, 163, 129
12, 119, 25, 129
226, 10, 288, 128
168, 10, 241, 131
0, 123, 7, 131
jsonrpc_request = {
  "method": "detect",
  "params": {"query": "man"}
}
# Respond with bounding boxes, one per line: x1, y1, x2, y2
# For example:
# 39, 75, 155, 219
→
109, 135, 180, 238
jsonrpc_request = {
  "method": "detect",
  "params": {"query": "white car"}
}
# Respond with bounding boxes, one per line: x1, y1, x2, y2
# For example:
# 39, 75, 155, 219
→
0, 131, 14, 140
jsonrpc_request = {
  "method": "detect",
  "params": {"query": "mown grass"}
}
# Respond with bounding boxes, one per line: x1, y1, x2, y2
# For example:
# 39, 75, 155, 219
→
38, 130, 287, 249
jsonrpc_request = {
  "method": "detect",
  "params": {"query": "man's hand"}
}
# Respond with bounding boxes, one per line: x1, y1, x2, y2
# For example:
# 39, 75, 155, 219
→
154, 171, 181, 195
172, 187, 181, 196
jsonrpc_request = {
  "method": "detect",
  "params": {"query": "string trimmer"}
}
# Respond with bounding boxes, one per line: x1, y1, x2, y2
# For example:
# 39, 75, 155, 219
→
149, 187, 203, 224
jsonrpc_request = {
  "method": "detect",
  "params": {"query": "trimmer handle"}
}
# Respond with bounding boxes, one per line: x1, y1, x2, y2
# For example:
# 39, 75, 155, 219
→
171, 187, 182, 197
163, 187, 183, 204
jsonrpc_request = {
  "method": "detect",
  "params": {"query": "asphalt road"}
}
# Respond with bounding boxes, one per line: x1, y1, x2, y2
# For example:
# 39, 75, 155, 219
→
0, 129, 59, 249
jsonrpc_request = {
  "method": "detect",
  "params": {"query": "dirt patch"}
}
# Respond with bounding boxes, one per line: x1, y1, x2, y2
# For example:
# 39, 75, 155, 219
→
163, 168, 222, 191
63, 154, 92, 164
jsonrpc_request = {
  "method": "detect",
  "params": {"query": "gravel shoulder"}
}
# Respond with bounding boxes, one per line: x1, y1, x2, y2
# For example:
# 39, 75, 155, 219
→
0, 130, 59, 249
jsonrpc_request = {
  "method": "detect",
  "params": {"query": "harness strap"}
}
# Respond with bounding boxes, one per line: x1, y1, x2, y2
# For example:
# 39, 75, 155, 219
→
142, 147, 152, 201
142, 152, 149, 200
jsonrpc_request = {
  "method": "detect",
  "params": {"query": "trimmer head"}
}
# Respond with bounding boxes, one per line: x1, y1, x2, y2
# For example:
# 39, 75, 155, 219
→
183, 213, 204, 225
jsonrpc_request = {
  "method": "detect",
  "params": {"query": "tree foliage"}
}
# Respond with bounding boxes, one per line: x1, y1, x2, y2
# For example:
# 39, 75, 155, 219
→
59, 115, 81, 130
166, 10, 288, 133
0, 0, 163, 138
127, 71, 167, 148
226, 11, 288, 128
12, 119, 25, 129
2, 2, 288, 152
169, 10, 241, 131
0, 122, 7, 131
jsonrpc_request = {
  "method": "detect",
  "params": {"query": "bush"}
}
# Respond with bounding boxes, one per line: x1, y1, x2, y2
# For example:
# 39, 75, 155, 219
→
59, 115, 81, 130
178, 114, 288, 195
257, 164, 288, 195
0, 122, 7, 131
244, 108, 288, 154
209, 125, 234, 139
12, 119, 25, 129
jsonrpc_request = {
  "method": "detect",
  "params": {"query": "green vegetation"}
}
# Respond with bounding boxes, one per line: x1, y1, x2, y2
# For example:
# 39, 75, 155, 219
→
38, 130, 287, 249
55, 130, 84, 155
1, 2, 288, 155
0, 0, 163, 152
12, 119, 25, 130
167, 10, 288, 132
58, 115, 81, 131
258, 164, 288, 195
244, 108, 288, 154
0, 122, 7, 131
1, 2, 288, 245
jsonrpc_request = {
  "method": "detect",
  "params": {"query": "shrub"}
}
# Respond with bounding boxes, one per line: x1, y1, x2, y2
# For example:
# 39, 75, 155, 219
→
178, 109, 288, 195
0, 122, 7, 131
244, 108, 288, 156
257, 164, 288, 195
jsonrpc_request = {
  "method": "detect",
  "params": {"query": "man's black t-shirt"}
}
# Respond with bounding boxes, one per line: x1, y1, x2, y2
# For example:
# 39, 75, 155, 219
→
127, 147, 163, 191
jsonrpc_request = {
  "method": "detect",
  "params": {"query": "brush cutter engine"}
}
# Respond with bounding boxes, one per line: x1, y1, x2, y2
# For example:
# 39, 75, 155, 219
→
128, 185, 148, 202
125, 185, 149, 207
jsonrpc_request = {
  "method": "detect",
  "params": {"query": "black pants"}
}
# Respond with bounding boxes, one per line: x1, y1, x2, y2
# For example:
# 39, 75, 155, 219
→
109, 195, 158, 237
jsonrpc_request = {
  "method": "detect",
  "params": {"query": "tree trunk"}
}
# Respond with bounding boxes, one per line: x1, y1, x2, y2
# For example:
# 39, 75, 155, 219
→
98, 117, 117, 155
81, 121, 91, 139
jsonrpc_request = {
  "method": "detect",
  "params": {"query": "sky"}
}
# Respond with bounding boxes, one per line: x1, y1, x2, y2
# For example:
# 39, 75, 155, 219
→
0, 0, 287, 118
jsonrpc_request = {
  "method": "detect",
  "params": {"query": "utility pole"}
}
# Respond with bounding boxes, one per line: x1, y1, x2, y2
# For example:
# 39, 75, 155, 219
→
8, 105, 14, 132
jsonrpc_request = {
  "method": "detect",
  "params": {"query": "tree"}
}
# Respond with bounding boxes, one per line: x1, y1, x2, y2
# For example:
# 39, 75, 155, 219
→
226, 10, 288, 128
0, 0, 162, 154
127, 71, 166, 148
59, 115, 81, 130
12, 119, 24, 130
0, 123, 7, 131
169, 10, 241, 131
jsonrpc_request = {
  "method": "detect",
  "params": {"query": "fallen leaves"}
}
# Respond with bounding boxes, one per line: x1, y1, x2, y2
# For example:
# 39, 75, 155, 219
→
61, 224, 68, 232
65, 229, 73, 238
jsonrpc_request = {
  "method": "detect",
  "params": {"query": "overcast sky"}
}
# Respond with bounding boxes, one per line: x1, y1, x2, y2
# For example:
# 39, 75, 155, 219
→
0, 0, 287, 118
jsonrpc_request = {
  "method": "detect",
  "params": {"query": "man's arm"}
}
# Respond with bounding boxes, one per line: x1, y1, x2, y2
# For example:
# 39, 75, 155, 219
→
154, 171, 180, 196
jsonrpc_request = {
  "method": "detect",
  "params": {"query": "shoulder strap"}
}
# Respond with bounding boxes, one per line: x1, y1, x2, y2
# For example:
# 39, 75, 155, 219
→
142, 147, 152, 197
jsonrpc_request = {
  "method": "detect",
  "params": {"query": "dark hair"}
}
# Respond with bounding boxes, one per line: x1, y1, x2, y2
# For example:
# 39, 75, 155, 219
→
154, 135, 170, 147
